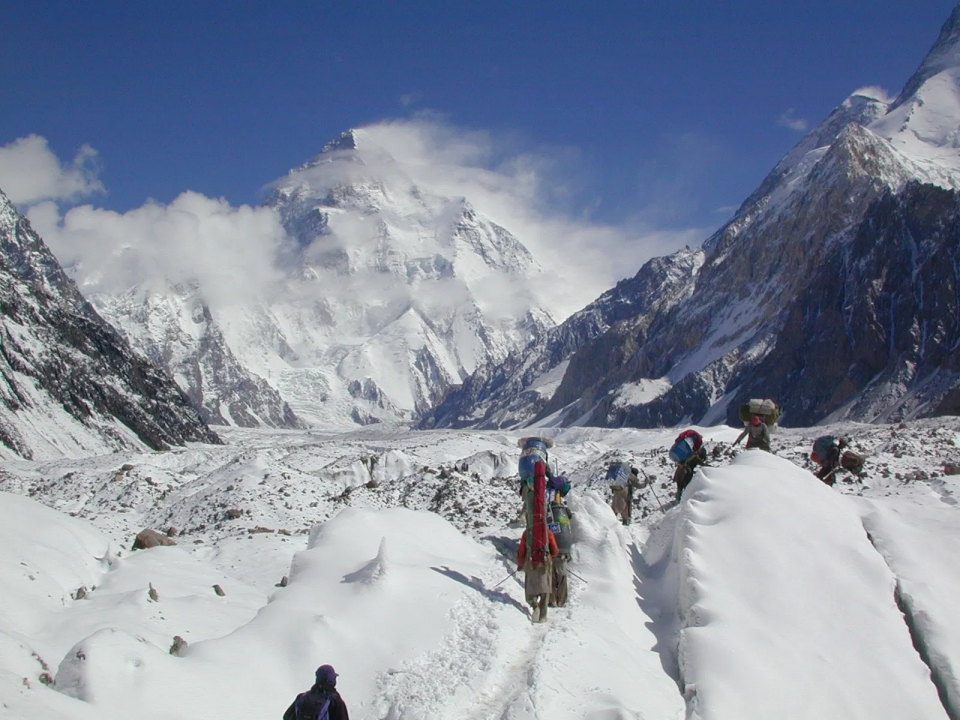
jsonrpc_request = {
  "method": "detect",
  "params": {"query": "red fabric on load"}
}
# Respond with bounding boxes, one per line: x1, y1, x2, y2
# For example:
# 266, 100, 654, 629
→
517, 530, 559, 566
532, 461, 548, 565
676, 429, 703, 451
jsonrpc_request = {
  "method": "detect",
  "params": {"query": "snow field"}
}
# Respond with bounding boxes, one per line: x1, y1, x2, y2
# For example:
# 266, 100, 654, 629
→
673, 450, 947, 720
858, 486, 960, 716
2, 423, 960, 719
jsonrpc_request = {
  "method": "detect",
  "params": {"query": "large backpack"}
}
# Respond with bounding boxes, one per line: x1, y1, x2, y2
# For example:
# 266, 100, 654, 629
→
518, 437, 552, 480
738, 399, 780, 426
547, 501, 573, 556
605, 461, 632, 488
811, 436, 837, 465
530, 462, 549, 565
669, 430, 703, 464
840, 450, 865, 474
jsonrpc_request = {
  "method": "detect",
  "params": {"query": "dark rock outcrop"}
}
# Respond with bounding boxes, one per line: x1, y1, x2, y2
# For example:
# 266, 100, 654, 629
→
0, 189, 221, 458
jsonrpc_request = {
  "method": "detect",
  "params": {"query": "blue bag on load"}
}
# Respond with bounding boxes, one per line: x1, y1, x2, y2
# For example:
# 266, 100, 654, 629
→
605, 461, 631, 487
669, 436, 697, 464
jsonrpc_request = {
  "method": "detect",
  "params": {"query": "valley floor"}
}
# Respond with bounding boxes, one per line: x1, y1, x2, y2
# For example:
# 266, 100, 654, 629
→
1, 419, 959, 719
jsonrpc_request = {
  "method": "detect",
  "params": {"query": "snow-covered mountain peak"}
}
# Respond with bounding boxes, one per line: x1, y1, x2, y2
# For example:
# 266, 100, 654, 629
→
773, 92, 890, 179
891, 3, 960, 111
868, 4, 960, 182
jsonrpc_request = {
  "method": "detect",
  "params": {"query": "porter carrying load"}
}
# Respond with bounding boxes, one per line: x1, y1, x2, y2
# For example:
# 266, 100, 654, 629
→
738, 398, 780, 426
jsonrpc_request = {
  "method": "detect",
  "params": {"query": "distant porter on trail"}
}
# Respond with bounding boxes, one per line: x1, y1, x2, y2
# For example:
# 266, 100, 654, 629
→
811, 435, 866, 485
606, 460, 644, 524
734, 399, 778, 453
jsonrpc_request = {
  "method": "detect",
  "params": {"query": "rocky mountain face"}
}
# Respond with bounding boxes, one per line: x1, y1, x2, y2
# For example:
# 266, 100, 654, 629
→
91, 283, 305, 429
85, 129, 555, 430
0, 190, 221, 459
252, 129, 554, 426
423, 5, 960, 430
419, 248, 703, 428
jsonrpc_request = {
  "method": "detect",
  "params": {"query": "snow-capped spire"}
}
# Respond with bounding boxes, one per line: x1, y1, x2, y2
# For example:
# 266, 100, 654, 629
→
866, 4, 960, 183
891, 3, 960, 110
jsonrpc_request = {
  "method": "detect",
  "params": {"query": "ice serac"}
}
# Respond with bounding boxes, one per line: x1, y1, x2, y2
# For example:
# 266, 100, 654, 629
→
424, 5, 960, 430
0, 189, 221, 459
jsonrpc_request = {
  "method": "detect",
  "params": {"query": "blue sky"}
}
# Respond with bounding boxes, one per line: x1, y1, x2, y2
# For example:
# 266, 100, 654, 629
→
1, 1, 956, 233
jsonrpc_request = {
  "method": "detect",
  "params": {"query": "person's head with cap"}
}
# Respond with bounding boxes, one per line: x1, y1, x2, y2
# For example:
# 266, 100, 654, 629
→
315, 664, 338, 687
750, 415, 762, 426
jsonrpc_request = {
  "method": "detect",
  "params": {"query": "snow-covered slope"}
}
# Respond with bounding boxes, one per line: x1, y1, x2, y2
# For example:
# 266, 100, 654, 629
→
427, 5, 960, 430
90, 129, 555, 430
260, 129, 554, 425
2, 419, 959, 719
874, 4, 960, 181
420, 247, 704, 429
0, 189, 221, 460
91, 281, 304, 430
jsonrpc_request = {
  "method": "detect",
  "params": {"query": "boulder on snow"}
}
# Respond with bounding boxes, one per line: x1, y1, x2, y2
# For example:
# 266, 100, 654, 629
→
132, 528, 177, 550
169, 635, 188, 657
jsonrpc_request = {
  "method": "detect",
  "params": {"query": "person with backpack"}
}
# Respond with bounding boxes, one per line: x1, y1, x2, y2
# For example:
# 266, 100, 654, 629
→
673, 447, 707, 502
669, 430, 707, 502
733, 415, 771, 452
517, 526, 560, 622
283, 664, 349, 720
546, 475, 572, 607
610, 466, 643, 525
811, 435, 864, 485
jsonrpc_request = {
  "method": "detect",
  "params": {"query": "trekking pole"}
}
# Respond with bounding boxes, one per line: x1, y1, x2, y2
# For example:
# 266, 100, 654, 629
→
567, 568, 589, 584
492, 568, 520, 589
820, 466, 841, 484
640, 469, 665, 512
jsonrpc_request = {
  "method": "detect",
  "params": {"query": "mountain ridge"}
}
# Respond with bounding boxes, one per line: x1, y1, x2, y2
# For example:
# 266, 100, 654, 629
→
0, 189, 221, 459
422, 5, 960, 430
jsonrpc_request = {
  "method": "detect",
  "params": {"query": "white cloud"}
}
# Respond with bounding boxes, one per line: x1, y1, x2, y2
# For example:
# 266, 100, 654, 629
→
275, 118, 700, 318
0, 135, 104, 205
29, 191, 293, 306
852, 85, 896, 104
15, 125, 706, 323
777, 109, 809, 132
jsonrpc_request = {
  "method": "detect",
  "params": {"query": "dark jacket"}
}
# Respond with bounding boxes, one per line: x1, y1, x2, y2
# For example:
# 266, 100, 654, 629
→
283, 684, 349, 720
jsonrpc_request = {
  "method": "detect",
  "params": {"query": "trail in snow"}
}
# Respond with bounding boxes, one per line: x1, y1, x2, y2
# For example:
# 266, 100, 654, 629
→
3, 421, 960, 720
